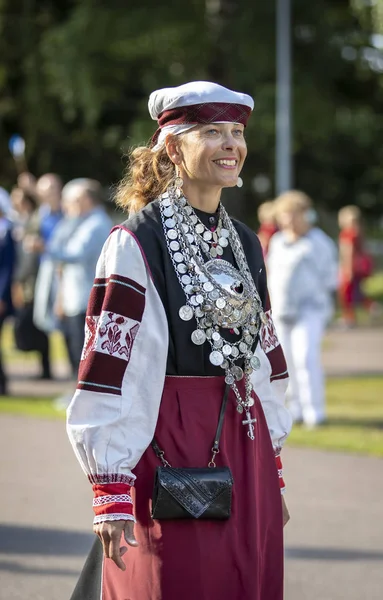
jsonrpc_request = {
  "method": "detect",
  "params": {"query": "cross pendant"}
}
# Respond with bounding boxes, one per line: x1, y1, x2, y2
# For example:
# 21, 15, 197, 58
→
242, 410, 257, 440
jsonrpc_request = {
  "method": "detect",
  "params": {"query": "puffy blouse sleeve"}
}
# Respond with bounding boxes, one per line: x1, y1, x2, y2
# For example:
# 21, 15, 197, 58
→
66, 226, 169, 524
251, 253, 293, 493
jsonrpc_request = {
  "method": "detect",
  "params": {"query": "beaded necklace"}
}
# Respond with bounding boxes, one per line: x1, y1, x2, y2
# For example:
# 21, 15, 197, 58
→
160, 185, 269, 439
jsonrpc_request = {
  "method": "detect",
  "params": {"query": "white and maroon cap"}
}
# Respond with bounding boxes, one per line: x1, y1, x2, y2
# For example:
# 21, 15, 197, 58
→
148, 81, 254, 150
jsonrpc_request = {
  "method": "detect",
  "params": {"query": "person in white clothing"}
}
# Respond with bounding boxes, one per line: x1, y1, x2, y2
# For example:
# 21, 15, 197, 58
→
46, 180, 112, 376
267, 190, 338, 427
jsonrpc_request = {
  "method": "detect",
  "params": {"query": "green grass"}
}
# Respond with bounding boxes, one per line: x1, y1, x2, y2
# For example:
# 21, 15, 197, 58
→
0, 396, 65, 419
363, 271, 383, 303
1, 377, 382, 457
288, 377, 383, 457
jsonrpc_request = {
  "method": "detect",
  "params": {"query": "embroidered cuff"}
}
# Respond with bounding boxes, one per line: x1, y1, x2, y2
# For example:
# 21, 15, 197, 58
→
275, 452, 285, 493
92, 482, 134, 523
88, 473, 135, 486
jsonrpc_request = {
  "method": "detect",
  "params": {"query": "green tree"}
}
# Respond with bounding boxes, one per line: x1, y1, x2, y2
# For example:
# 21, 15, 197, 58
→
0, 0, 382, 222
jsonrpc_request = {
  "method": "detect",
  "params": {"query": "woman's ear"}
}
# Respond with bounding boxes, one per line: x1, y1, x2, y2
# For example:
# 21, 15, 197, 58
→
165, 135, 182, 166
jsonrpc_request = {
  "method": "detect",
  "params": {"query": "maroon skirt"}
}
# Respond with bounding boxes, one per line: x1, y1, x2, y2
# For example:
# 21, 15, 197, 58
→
101, 375, 283, 600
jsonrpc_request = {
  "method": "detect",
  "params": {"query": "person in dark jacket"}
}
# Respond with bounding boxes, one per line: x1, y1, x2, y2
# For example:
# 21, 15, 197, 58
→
12, 189, 52, 379
0, 188, 16, 395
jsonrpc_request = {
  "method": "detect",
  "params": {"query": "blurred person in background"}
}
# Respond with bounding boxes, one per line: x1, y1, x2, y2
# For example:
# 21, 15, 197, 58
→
0, 188, 16, 395
267, 190, 338, 427
257, 200, 278, 256
46, 179, 112, 381
33, 181, 84, 340
338, 205, 375, 326
16, 171, 37, 199
10, 186, 39, 241
35, 173, 63, 245
12, 188, 52, 380
19, 173, 63, 309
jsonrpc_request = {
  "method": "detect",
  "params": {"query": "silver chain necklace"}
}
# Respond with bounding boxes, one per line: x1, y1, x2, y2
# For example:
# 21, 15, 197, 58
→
159, 186, 269, 440
192, 206, 228, 259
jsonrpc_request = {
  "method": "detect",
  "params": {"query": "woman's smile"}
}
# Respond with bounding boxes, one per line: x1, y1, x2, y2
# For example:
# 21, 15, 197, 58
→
212, 158, 239, 170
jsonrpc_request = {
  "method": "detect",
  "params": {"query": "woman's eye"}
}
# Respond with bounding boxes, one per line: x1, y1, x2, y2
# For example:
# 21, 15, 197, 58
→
233, 129, 244, 136
206, 128, 219, 135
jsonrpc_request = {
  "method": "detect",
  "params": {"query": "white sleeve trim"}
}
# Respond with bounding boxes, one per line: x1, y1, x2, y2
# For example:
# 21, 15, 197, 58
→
251, 343, 293, 449
93, 495, 133, 507
93, 513, 136, 525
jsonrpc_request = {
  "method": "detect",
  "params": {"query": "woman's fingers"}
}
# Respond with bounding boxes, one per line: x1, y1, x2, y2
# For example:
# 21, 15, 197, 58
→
94, 526, 111, 558
283, 511, 290, 527
109, 530, 127, 571
124, 520, 139, 547
93, 520, 137, 570
282, 496, 290, 527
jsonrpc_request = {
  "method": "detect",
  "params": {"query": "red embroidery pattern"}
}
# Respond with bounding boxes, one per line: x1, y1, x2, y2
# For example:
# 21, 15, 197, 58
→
81, 316, 99, 361
98, 312, 140, 360
260, 310, 280, 354
89, 473, 135, 486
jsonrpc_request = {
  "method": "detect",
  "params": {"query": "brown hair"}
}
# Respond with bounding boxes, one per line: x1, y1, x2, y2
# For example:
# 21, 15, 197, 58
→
115, 144, 175, 213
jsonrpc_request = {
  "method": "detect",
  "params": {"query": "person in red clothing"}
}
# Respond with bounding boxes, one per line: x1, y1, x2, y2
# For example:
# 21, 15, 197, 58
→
257, 200, 278, 256
338, 205, 374, 326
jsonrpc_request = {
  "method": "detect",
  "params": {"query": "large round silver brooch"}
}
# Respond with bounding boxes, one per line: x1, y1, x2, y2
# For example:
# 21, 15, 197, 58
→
204, 260, 255, 329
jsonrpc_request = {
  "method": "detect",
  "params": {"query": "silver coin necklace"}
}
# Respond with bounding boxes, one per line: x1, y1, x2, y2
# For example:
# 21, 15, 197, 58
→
160, 186, 269, 440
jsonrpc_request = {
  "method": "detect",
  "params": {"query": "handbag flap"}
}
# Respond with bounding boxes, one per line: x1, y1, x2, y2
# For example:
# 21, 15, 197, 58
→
157, 467, 232, 519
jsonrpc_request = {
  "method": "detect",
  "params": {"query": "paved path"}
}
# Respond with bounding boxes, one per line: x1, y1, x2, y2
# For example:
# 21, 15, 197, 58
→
0, 414, 382, 600
322, 326, 383, 377
1, 326, 382, 598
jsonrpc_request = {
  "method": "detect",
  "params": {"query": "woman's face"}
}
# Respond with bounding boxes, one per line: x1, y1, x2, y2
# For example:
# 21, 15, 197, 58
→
175, 123, 247, 189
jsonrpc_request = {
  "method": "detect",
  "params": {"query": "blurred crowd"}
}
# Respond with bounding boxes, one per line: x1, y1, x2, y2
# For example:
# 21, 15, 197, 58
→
0, 178, 380, 427
0, 173, 112, 396
257, 190, 379, 427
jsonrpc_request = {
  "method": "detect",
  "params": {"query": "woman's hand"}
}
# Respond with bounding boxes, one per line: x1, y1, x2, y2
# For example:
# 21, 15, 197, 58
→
282, 495, 290, 527
94, 519, 138, 571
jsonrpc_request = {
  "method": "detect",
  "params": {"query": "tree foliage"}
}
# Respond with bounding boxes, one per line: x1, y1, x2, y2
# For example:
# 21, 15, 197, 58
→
0, 0, 383, 221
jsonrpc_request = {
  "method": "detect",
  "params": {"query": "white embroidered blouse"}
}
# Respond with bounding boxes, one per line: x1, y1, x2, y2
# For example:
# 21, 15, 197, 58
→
67, 208, 292, 524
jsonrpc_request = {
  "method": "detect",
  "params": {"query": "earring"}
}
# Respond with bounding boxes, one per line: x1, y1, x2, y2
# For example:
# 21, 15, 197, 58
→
174, 171, 184, 197
237, 176, 243, 188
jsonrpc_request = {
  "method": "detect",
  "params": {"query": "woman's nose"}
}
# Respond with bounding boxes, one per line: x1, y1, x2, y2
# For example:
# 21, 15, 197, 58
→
222, 134, 236, 150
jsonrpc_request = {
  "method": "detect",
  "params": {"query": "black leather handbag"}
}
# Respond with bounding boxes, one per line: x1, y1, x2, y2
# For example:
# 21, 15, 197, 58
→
151, 384, 233, 520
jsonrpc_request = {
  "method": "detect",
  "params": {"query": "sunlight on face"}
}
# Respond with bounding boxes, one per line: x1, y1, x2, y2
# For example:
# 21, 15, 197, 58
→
178, 123, 247, 190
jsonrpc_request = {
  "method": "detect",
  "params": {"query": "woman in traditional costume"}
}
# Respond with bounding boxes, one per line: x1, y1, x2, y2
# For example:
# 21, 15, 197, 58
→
67, 81, 292, 600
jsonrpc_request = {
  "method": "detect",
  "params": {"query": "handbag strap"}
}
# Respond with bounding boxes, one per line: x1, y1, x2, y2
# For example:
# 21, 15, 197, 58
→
210, 383, 230, 460
152, 383, 231, 468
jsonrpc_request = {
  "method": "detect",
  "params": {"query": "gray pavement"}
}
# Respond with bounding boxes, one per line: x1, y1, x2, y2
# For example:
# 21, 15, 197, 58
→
322, 326, 383, 377
0, 414, 382, 600
1, 326, 382, 598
